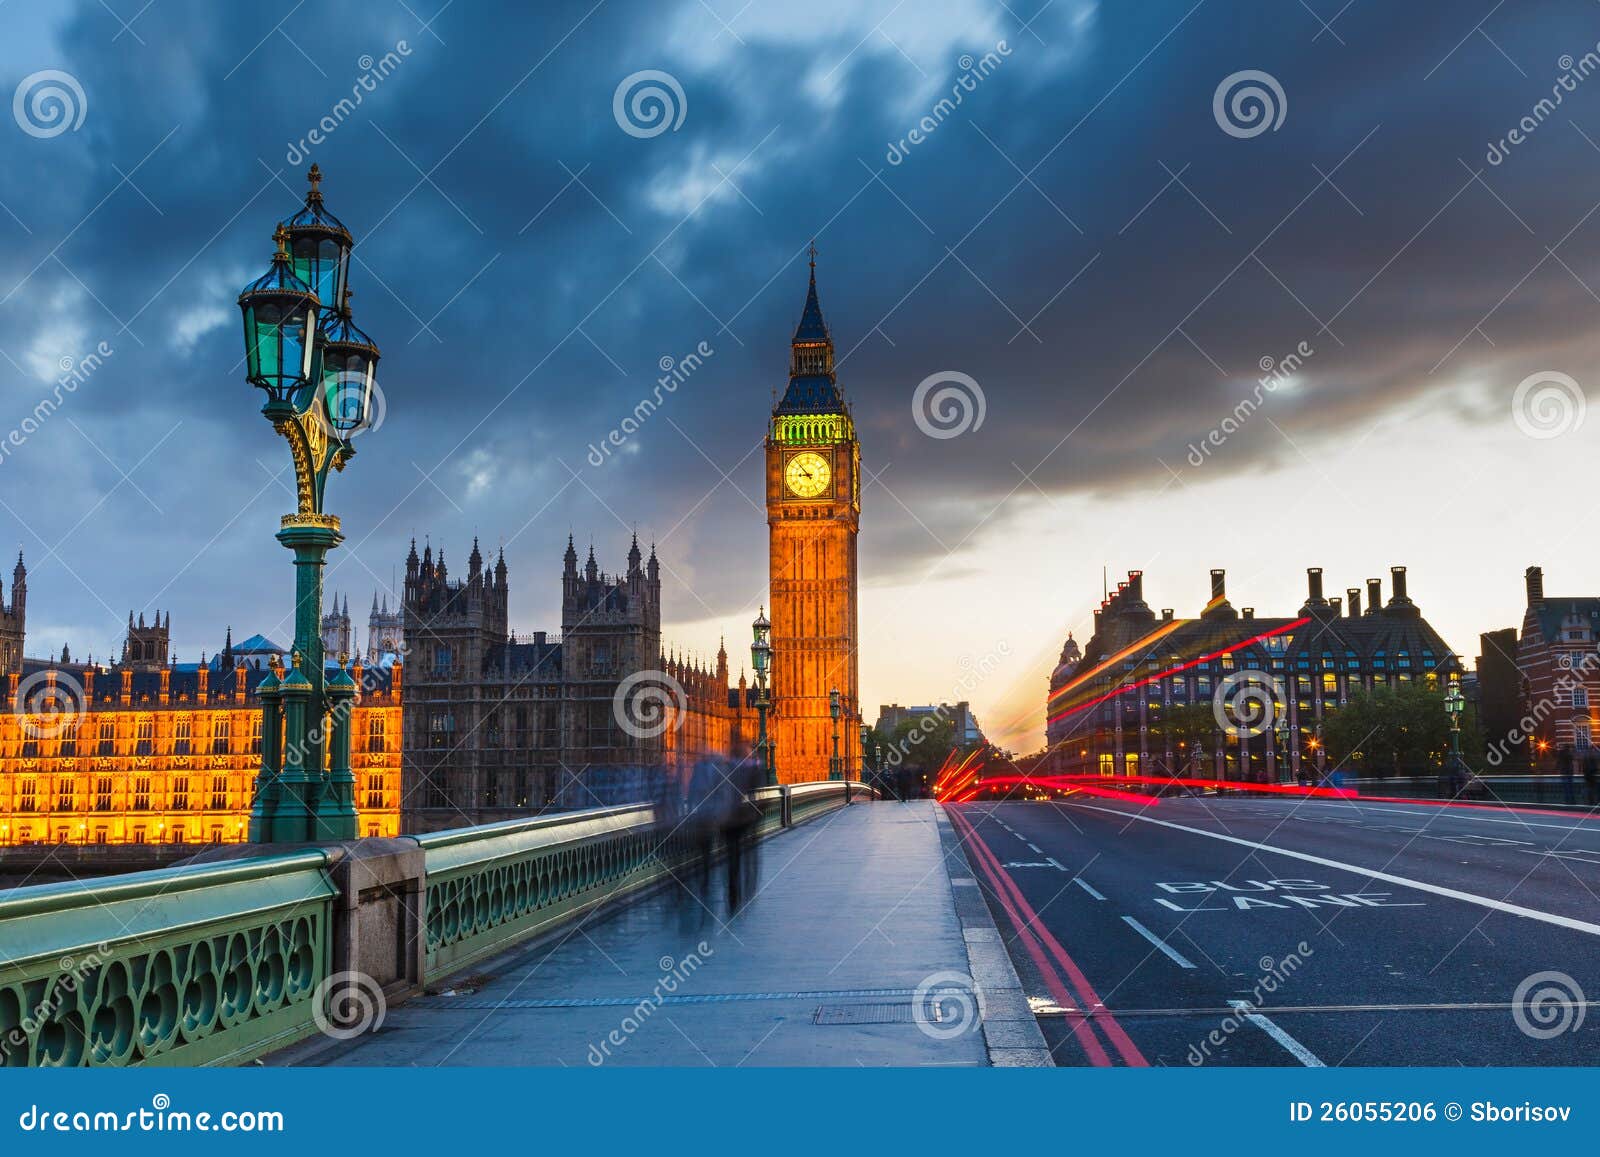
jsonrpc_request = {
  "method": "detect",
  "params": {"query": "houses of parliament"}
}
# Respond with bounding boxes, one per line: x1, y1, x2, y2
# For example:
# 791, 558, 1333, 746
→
0, 261, 865, 845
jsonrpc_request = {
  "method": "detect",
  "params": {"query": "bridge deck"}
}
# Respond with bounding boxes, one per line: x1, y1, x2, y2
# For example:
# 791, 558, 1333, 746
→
284, 801, 1003, 1067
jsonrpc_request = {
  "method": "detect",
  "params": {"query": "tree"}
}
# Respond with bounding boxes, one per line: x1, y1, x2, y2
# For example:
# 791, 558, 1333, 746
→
1320, 683, 1482, 779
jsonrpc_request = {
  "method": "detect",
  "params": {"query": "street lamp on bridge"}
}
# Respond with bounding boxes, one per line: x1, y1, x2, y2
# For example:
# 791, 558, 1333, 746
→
751, 608, 774, 787
1445, 676, 1466, 795
237, 166, 381, 843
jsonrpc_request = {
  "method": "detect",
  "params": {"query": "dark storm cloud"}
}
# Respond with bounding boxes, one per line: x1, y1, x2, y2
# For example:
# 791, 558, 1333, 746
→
0, 0, 1596, 654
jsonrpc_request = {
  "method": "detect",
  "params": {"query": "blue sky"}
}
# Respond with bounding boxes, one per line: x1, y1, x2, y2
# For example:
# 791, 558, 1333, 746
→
2, 0, 1600, 749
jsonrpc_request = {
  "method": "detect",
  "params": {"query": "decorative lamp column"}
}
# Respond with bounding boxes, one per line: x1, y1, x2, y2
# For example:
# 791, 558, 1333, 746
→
238, 167, 380, 843
256, 655, 284, 809
751, 608, 774, 787
830, 687, 848, 803
274, 651, 315, 830
859, 721, 872, 796
1445, 677, 1465, 791
324, 654, 357, 835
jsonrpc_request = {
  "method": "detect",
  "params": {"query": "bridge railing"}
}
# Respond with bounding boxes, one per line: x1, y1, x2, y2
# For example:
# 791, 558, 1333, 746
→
0, 850, 335, 1068
0, 780, 872, 1067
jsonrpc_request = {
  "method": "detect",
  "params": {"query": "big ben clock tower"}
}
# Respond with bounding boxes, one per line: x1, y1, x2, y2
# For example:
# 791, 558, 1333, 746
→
766, 248, 860, 784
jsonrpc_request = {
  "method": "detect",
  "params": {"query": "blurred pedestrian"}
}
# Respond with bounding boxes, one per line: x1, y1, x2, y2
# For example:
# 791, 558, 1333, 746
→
722, 752, 763, 913
679, 759, 725, 930
1558, 743, 1576, 805
1583, 746, 1599, 807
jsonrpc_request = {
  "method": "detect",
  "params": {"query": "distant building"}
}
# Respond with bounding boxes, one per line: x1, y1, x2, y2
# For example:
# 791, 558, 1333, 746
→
400, 534, 758, 831
0, 565, 399, 846
1475, 626, 1526, 769
1510, 566, 1600, 766
1041, 566, 1462, 781
875, 702, 984, 747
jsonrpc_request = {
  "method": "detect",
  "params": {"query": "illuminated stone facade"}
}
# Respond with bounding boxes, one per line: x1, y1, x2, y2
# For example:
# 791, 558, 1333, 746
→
766, 259, 861, 783
0, 571, 400, 847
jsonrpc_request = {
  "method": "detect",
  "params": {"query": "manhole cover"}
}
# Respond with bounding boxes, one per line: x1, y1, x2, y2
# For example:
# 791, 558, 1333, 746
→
814, 1002, 915, 1025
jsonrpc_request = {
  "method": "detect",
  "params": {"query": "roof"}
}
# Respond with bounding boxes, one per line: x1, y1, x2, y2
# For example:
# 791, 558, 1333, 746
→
776, 373, 844, 414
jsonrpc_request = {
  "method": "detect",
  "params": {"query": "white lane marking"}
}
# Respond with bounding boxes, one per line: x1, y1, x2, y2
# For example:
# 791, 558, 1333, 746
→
1046, 856, 1068, 872
1026, 842, 1043, 853
1075, 805, 1600, 938
1121, 916, 1196, 968
1259, 799, 1600, 838
1521, 849, 1600, 865
1229, 1000, 1325, 1067
1072, 876, 1107, 900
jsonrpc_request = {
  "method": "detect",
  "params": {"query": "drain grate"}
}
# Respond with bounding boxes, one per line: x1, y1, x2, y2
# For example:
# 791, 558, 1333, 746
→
814, 1002, 916, 1025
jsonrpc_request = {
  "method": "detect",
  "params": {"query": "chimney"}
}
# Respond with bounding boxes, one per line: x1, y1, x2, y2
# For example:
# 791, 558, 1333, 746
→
1127, 570, 1144, 602
1329, 597, 1342, 617
1347, 588, 1361, 617
1242, 607, 1255, 620
1210, 569, 1226, 602
1366, 578, 1381, 615
1161, 608, 1174, 621
1306, 567, 1324, 603
1526, 566, 1544, 607
1389, 565, 1411, 605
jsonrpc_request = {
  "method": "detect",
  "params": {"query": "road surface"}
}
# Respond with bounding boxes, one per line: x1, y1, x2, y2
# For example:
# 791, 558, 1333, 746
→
949, 795, 1600, 1066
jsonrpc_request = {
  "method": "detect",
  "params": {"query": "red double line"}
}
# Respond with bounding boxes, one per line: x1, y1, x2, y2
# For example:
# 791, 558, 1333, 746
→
950, 808, 1147, 1067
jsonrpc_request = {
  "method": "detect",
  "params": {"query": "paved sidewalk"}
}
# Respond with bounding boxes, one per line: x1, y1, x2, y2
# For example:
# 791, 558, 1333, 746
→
299, 802, 1001, 1067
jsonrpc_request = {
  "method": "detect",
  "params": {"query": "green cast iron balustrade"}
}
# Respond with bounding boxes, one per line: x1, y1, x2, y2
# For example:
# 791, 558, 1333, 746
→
0, 852, 334, 1067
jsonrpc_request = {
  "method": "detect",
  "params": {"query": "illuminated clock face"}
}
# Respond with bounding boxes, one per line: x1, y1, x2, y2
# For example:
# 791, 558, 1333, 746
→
785, 451, 831, 498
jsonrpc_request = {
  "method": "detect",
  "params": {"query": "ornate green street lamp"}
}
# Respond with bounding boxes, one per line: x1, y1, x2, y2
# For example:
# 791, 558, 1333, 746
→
751, 608, 774, 787
859, 721, 872, 795
1445, 676, 1465, 793
237, 166, 380, 843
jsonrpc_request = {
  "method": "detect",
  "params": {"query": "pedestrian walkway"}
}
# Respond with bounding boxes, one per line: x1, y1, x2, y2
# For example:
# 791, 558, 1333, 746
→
290, 802, 1018, 1067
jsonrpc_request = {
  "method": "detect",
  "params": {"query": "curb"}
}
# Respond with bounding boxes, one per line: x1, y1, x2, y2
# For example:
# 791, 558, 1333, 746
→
933, 806, 1053, 1067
